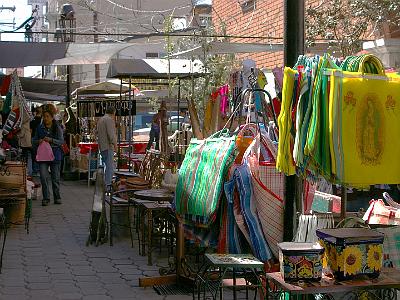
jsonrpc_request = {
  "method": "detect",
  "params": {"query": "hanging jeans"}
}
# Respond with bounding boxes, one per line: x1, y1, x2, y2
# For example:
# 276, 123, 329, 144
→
100, 149, 114, 187
39, 161, 61, 202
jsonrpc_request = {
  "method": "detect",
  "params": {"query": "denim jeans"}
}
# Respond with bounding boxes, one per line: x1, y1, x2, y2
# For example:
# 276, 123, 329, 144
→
39, 161, 61, 201
146, 128, 160, 150
100, 149, 114, 186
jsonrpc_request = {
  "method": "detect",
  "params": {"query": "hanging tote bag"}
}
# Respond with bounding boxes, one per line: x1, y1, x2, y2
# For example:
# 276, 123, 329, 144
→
363, 199, 400, 226
244, 133, 284, 258
36, 141, 55, 162
175, 129, 236, 227
328, 56, 400, 185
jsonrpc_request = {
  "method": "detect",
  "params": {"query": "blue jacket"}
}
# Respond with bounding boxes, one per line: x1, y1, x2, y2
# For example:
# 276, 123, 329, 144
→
33, 121, 64, 162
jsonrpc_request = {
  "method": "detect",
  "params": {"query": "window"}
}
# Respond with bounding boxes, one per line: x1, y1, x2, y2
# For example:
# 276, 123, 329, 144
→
146, 52, 159, 58
239, 0, 256, 13
198, 14, 212, 28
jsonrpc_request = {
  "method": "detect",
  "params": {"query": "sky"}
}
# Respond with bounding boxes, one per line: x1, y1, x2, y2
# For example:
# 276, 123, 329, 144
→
0, 0, 41, 76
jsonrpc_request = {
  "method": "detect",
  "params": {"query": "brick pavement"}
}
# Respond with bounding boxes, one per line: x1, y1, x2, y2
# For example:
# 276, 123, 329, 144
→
0, 180, 191, 300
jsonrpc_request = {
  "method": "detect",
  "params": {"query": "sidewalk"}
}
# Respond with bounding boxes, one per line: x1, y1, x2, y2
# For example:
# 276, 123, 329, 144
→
0, 180, 190, 300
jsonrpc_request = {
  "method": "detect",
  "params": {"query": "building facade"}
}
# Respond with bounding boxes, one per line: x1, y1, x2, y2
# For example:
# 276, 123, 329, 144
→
44, 0, 210, 85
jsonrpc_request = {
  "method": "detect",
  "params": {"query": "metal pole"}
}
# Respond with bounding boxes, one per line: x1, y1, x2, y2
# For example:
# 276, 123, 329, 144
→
93, 11, 100, 83
176, 79, 181, 164
341, 186, 347, 220
66, 65, 72, 107
128, 76, 132, 172
283, 0, 304, 242
117, 78, 122, 171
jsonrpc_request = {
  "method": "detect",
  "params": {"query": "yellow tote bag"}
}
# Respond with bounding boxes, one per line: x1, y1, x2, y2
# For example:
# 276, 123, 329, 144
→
329, 70, 400, 185
277, 67, 297, 176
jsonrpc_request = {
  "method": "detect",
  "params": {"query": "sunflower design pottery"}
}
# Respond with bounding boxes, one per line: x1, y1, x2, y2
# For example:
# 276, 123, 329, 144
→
278, 242, 324, 282
317, 228, 384, 280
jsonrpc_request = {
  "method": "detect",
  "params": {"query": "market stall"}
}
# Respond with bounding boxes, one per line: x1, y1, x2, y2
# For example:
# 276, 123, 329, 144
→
0, 71, 33, 232
138, 53, 400, 299
70, 81, 139, 183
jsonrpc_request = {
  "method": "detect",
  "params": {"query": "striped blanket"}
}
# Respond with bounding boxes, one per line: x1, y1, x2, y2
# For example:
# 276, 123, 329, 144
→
175, 129, 236, 227
225, 164, 273, 262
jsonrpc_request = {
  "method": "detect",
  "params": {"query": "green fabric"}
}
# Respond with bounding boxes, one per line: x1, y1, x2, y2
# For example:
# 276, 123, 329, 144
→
3, 92, 12, 114
175, 129, 236, 227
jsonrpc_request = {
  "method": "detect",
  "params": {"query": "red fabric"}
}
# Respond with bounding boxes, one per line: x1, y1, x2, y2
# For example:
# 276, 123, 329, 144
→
78, 143, 99, 154
0, 75, 11, 96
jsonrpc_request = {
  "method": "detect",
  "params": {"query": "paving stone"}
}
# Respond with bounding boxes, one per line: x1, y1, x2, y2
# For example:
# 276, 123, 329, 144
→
82, 296, 111, 300
68, 260, 91, 266
73, 275, 99, 283
2, 286, 28, 295
26, 276, 51, 283
111, 259, 134, 265
52, 283, 80, 294
79, 286, 108, 296
27, 282, 53, 290
56, 292, 83, 300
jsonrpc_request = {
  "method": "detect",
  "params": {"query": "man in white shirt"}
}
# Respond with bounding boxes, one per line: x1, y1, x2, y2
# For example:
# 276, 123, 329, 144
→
97, 106, 117, 188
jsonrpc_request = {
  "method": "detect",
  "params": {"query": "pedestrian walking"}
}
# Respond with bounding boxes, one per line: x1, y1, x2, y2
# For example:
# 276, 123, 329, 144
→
33, 106, 64, 206
146, 111, 161, 150
97, 106, 117, 189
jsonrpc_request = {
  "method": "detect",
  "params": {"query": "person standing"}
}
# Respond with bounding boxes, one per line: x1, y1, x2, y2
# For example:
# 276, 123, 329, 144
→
146, 111, 161, 151
30, 106, 42, 176
33, 107, 64, 206
97, 106, 117, 189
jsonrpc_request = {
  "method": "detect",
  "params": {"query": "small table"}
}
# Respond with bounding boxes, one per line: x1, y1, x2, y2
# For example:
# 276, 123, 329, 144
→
137, 201, 174, 266
134, 189, 174, 202
195, 254, 265, 300
265, 269, 400, 299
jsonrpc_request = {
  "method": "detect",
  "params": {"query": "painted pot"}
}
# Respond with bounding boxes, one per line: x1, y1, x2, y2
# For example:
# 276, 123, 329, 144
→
278, 242, 324, 282
317, 228, 384, 280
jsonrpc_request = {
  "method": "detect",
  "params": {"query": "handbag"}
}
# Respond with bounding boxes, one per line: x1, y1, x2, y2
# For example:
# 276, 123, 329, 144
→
175, 129, 236, 227
244, 133, 284, 258
328, 55, 400, 185
363, 199, 400, 226
36, 141, 55, 162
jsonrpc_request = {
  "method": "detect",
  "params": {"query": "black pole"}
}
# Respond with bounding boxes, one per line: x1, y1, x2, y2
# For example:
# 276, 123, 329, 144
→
128, 76, 132, 173
283, 0, 304, 242
176, 79, 181, 164
66, 65, 72, 107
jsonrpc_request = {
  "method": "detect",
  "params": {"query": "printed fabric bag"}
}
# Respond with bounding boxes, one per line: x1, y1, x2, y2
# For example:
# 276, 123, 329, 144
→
175, 129, 236, 227
363, 199, 400, 226
36, 141, 55, 162
328, 55, 400, 185
377, 226, 400, 269
244, 133, 284, 258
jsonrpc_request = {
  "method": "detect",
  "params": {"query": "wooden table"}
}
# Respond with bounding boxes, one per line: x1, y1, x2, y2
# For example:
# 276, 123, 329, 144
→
134, 189, 174, 202
265, 269, 400, 299
137, 201, 174, 266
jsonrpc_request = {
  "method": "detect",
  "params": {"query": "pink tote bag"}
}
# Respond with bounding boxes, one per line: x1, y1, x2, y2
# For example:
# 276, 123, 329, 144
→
36, 141, 55, 162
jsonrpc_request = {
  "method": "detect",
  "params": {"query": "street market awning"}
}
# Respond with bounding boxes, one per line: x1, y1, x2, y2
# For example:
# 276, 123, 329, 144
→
170, 41, 284, 57
0, 74, 79, 102
73, 81, 131, 95
106, 58, 204, 79
0, 41, 136, 67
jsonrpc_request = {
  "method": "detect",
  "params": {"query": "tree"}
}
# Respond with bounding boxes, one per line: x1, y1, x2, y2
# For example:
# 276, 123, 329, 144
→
306, 0, 400, 57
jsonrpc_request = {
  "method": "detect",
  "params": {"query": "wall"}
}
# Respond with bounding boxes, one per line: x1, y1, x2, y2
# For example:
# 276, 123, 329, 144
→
212, 0, 284, 69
